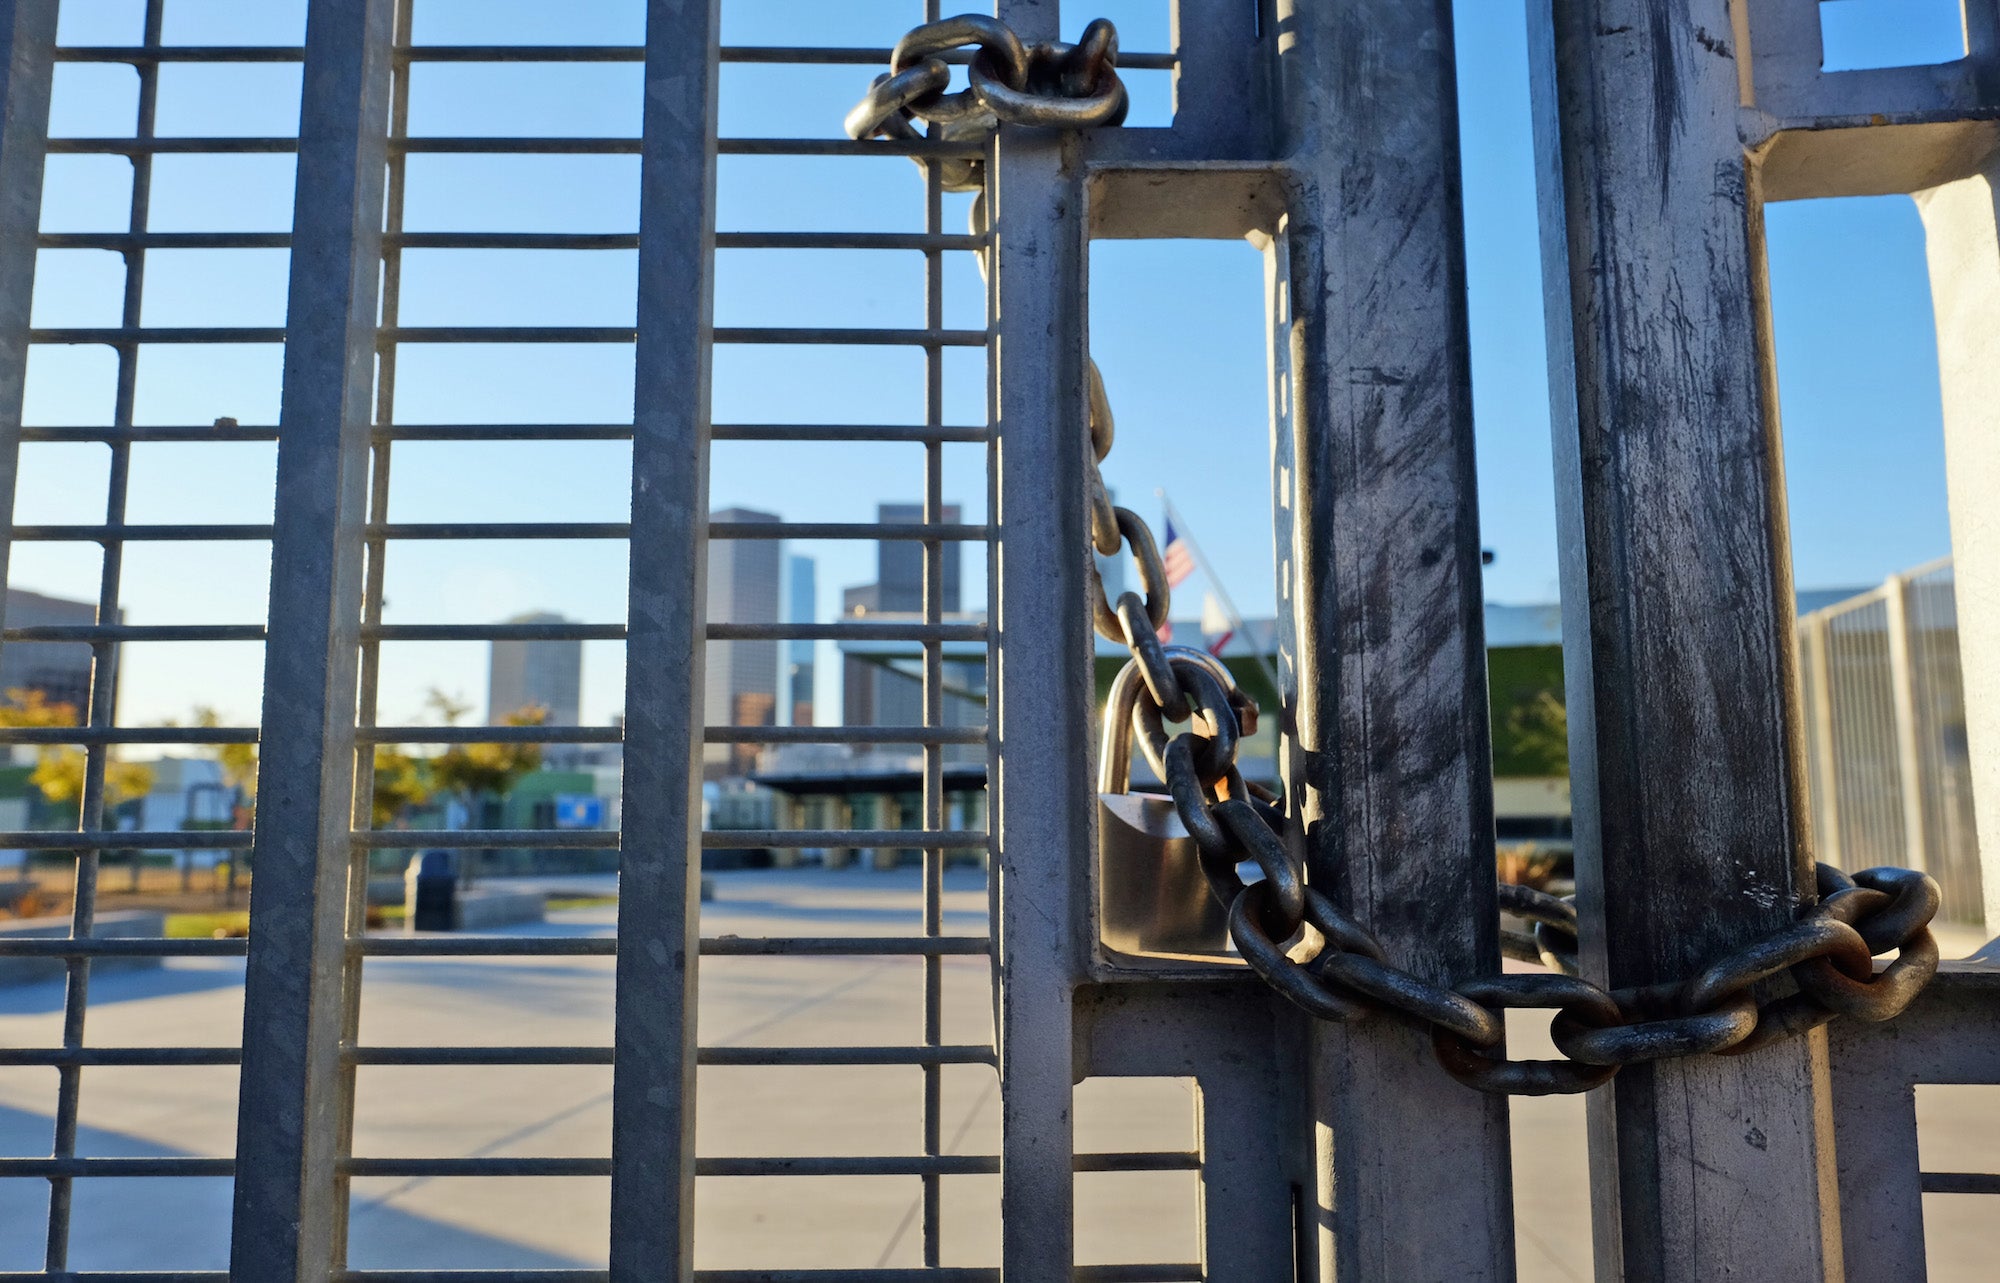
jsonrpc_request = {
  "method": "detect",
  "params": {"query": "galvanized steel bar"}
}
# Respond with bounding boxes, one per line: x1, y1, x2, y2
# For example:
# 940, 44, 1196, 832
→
1530, 2, 1842, 1274
606, 0, 720, 1276
1267, 3, 1516, 1278
990, 2, 1088, 1273
229, 1, 396, 1278
0, 0, 57, 683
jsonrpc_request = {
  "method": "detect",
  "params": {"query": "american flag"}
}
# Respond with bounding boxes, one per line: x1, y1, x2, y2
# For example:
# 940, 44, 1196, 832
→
1161, 517, 1195, 588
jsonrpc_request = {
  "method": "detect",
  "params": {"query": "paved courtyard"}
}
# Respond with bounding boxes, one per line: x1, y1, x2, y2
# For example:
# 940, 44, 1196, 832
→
0, 869, 1991, 1277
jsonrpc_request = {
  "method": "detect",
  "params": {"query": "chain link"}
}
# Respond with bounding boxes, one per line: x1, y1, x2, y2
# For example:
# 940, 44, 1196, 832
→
846, 15, 1130, 193
849, 16, 1943, 1096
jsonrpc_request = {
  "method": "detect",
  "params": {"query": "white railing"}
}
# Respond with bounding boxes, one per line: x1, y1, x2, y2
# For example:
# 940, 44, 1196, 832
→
1798, 557, 1984, 924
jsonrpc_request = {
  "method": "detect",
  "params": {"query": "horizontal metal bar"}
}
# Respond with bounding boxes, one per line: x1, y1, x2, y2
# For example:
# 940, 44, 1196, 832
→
0, 1047, 241, 1067
355, 725, 618, 745
347, 1045, 613, 1066
367, 622, 623, 642
706, 622, 986, 643
355, 935, 617, 957
372, 521, 624, 540
0, 829, 253, 849
40, 231, 292, 250
13, 518, 988, 543
35, 133, 1018, 161
698, 936, 991, 957
330, 1263, 1192, 1271
56, 45, 307, 63
0, 936, 248, 958
708, 522, 990, 541
390, 231, 634, 250
715, 326, 984, 347
1921, 1171, 2000, 1195
17, 421, 990, 446
704, 726, 985, 745
0, 726, 257, 745
702, 830, 986, 849
372, 423, 632, 442
0, 1274, 229, 1283
0, 1156, 235, 1177
716, 232, 984, 252
373, 232, 983, 252
10, 523, 272, 542
20, 423, 279, 443
350, 829, 616, 849
46, 136, 298, 154
33, 326, 286, 344
325, 1152, 1197, 1182
4, 623, 264, 642
340, 1045, 995, 1068
697, 1046, 995, 1067
343, 1157, 608, 1178
711, 423, 988, 443
352, 936, 989, 958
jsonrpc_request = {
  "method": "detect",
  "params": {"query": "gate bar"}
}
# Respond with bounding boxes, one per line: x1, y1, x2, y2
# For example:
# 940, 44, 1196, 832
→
0, 0, 55, 673
1270, 3, 1517, 1278
230, 0, 396, 1277
990, 1, 1090, 1274
606, 0, 722, 1277
1530, 3, 1842, 1276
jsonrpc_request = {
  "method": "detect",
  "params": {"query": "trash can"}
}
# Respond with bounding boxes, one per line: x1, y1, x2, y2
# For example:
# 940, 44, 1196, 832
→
405, 849, 458, 932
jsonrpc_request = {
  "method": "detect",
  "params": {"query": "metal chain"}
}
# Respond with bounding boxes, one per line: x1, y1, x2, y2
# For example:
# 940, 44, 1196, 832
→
847, 17, 1943, 1097
846, 15, 1130, 193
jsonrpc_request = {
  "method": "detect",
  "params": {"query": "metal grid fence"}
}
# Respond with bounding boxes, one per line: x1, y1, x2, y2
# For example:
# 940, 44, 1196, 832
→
1798, 557, 1984, 926
0, 1, 1199, 1277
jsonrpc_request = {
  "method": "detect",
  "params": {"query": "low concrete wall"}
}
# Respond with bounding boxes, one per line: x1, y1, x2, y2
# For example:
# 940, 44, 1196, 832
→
0, 910, 167, 987
402, 887, 546, 932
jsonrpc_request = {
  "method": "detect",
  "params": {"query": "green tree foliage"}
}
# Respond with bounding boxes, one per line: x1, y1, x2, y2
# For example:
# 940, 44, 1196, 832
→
423, 688, 548, 815
0, 687, 155, 808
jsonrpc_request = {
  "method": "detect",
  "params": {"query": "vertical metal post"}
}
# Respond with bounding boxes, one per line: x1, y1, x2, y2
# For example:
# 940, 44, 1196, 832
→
1882, 571, 1931, 873
991, 1, 1087, 1274
0, 0, 57, 652
607, 0, 720, 1276
1267, 2, 1515, 1278
231, 1, 395, 1278
0, 0, 63, 1263
1803, 613, 1842, 867
1530, 2, 1842, 1276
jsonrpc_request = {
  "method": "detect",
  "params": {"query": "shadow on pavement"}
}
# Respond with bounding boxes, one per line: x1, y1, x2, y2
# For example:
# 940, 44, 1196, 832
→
0, 1102, 595, 1272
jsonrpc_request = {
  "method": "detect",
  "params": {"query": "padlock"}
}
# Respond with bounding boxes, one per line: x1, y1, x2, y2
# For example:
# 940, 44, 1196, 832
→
1095, 646, 1239, 962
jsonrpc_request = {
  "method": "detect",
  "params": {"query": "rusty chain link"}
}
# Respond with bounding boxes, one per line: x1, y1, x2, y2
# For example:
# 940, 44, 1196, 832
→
846, 14, 1129, 193
847, 15, 1943, 1097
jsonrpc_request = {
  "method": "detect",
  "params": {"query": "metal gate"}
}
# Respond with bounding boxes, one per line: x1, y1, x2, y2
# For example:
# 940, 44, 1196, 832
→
0, 0, 1996, 1279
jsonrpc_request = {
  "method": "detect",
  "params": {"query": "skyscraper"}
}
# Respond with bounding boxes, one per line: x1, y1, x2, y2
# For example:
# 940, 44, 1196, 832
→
706, 507, 782, 777
843, 504, 969, 738
784, 553, 816, 726
487, 611, 582, 727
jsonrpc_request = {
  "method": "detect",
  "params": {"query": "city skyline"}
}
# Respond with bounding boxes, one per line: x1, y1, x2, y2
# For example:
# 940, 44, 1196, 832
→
3, 0, 1962, 735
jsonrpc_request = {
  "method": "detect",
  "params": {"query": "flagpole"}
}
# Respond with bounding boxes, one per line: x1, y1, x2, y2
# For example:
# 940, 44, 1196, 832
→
1156, 488, 1284, 702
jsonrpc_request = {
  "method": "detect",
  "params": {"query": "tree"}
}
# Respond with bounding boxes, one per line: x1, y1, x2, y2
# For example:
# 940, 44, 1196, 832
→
0, 688, 156, 812
426, 688, 547, 819
423, 689, 547, 883
192, 705, 258, 803
371, 746, 435, 829
1503, 688, 1569, 777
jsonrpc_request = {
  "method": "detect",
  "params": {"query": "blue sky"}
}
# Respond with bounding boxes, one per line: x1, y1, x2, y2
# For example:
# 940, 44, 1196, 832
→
9, 0, 1968, 730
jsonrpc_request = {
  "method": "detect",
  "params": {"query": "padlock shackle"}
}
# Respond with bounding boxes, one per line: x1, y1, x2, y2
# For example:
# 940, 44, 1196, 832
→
1098, 645, 1240, 794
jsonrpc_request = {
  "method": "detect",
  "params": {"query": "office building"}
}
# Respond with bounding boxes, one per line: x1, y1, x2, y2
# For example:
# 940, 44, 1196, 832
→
784, 554, 816, 726
706, 507, 782, 777
1, 587, 108, 722
488, 611, 583, 727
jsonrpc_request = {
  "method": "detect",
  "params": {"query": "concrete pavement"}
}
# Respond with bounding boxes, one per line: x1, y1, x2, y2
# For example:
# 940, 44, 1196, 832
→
0, 869, 1990, 1276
